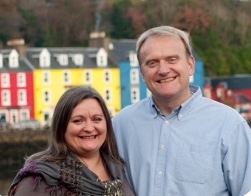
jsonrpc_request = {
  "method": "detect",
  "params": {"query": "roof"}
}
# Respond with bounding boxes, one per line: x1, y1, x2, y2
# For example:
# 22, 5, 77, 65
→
205, 74, 251, 90
109, 39, 137, 62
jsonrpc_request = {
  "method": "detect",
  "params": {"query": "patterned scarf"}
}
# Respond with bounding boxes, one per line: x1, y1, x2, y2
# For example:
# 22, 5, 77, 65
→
8, 153, 123, 195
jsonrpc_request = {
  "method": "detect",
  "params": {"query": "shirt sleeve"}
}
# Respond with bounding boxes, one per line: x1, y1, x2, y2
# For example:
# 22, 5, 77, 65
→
223, 121, 251, 196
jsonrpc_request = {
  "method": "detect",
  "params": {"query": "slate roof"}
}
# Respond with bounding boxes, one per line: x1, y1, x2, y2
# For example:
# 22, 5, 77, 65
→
109, 39, 137, 62
205, 75, 251, 90
0, 49, 33, 72
25, 47, 117, 69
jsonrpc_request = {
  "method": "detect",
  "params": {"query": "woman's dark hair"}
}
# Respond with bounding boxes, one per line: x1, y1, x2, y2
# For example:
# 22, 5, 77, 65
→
25, 86, 124, 168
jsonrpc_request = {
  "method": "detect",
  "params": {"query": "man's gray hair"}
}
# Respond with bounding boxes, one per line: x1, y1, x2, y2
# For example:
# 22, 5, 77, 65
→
136, 26, 192, 65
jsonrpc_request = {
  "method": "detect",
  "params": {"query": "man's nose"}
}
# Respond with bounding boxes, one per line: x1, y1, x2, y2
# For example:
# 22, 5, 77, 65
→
157, 60, 170, 75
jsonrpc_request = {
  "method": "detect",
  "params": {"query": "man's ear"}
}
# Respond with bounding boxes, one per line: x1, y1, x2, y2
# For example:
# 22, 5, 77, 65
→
188, 56, 195, 76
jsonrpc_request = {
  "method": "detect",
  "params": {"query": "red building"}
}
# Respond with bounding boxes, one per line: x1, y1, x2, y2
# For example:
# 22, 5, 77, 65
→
0, 49, 35, 124
204, 75, 251, 120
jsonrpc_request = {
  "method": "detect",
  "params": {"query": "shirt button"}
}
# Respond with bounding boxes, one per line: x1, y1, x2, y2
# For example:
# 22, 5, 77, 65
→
158, 171, 163, 176
165, 121, 169, 125
178, 114, 183, 119
160, 144, 165, 149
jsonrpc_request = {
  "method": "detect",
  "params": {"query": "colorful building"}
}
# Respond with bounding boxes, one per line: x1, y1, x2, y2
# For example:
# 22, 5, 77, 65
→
204, 74, 251, 120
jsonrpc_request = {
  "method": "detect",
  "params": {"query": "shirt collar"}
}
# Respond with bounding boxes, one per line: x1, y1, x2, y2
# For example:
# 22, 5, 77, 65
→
150, 85, 202, 119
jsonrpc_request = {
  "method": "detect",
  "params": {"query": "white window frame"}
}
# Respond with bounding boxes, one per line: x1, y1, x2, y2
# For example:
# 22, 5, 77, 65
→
130, 68, 139, 84
20, 109, 30, 121
129, 52, 138, 67
58, 54, 68, 66
17, 73, 26, 87
18, 89, 27, 105
131, 87, 140, 103
63, 70, 70, 84
10, 109, 18, 123
0, 53, 3, 68
1, 90, 11, 106
39, 48, 51, 67
43, 89, 51, 104
84, 70, 92, 84
97, 48, 107, 67
42, 71, 50, 84
73, 54, 84, 66
9, 50, 19, 68
104, 88, 112, 103
104, 70, 111, 83
1, 73, 10, 88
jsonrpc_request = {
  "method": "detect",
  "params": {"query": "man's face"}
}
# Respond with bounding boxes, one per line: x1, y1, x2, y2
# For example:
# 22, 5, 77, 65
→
139, 35, 195, 103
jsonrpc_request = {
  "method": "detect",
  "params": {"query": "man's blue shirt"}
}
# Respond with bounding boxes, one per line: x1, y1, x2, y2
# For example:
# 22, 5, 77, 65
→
112, 86, 251, 196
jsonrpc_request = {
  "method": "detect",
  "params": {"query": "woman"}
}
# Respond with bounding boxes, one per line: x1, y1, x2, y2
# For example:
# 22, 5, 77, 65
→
8, 86, 135, 195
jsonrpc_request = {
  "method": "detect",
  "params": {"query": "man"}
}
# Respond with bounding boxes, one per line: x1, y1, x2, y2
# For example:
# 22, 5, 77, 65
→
112, 26, 251, 196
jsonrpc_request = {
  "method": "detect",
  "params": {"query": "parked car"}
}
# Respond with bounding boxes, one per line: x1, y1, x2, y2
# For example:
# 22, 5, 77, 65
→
12, 119, 41, 131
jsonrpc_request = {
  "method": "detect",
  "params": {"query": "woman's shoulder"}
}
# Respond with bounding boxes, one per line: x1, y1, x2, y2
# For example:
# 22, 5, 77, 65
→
11, 176, 50, 196
10, 176, 75, 196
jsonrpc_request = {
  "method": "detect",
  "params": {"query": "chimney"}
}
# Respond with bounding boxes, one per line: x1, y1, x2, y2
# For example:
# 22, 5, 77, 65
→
89, 31, 110, 51
7, 38, 27, 58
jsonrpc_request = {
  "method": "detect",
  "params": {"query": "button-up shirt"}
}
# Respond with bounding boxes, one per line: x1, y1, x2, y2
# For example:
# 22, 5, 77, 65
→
112, 85, 251, 196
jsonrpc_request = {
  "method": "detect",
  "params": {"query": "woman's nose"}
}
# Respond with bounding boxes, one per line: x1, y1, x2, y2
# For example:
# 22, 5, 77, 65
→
83, 121, 95, 132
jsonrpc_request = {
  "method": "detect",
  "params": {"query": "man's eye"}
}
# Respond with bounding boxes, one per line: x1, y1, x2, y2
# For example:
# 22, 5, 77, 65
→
146, 60, 158, 67
168, 57, 179, 63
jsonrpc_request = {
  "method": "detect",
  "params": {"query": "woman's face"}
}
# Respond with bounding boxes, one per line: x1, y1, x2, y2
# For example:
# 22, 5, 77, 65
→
65, 98, 107, 158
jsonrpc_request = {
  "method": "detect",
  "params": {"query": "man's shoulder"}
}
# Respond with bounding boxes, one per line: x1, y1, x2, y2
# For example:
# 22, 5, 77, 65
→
119, 97, 150, 113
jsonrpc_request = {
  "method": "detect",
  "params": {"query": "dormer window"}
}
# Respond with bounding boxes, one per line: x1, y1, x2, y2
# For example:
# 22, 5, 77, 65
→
0, 54, 3, 68
129, 52, 138, 67
97, 48, 107, 67
58, 54, 68, 66
72, 54, 83, 66
9, 50, 19, 68
40, 48, 51, 67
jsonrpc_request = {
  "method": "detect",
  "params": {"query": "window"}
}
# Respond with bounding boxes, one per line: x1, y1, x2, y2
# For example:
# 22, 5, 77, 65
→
73, 54, 83, 66
129, 52, 138, 67
18, 89, 27, 105
131, 87, 140, 103
1, 73, 10, 87
17, 73, 26, 87
2, 90, 11, 106
20, 109, 29, 121
63, 70, 70, 84
104, 70, 111, 83
9, 50, 19, 68
43, 90, 51, 104
0, 54, 3, 68
10, 109, 18, 123
40, 49, 51, 67
58, 54, 68, 66
130, 69, 139, 84
97, 48, 107, 67
84, 70, 92, 84
42, 71, 50, 84
104, 88, 112, 102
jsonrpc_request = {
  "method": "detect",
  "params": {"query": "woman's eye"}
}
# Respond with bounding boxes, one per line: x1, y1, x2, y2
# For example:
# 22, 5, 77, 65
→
93, 117, 102, 122
72, 119, 83, 123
